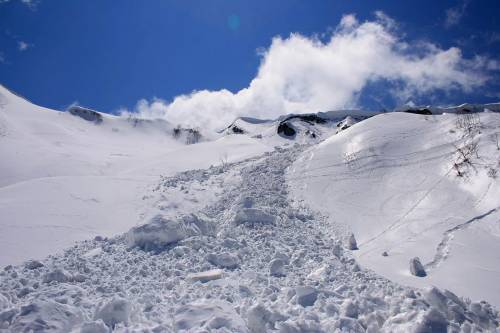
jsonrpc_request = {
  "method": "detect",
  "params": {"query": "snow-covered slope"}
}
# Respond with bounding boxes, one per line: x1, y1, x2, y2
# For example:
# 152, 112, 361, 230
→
0, 85, 272, 266
1, 83, 500, 331
289, 111, 500, 307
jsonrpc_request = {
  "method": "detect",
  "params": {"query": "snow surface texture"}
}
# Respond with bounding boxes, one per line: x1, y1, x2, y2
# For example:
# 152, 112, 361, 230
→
1, 147, 499, 332
289, 111, 500, 308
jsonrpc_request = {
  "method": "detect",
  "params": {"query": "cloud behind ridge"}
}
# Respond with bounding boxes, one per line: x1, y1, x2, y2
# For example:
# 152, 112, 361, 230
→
122, 12, 494, 132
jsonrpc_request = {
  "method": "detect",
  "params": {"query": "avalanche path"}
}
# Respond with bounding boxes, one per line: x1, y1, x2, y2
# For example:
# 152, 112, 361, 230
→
0, 147, 499, 332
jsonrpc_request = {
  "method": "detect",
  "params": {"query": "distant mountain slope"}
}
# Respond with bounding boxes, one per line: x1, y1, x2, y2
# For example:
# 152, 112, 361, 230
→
0, 85, 271, 265
288, 111, 500, 306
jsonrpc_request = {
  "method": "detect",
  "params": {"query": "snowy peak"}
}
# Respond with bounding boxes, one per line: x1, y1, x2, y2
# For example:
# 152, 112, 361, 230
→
224, 110, 380, 145
395, 102, 500, 114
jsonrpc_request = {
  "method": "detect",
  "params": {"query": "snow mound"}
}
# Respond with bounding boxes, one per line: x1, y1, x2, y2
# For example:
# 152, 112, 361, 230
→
174, 300, 248, 332
233, 208, 276, 226
127, 213, 210, 251
94, 297, 131, 329
9, 300, 83, 332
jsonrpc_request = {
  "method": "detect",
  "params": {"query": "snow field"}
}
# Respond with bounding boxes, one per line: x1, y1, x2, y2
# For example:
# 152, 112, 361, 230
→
1, 147, 498, 332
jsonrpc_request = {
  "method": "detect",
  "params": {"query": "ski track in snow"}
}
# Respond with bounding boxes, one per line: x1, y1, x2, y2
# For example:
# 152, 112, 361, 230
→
1, 146, 499, 332
425, 206, 500, 271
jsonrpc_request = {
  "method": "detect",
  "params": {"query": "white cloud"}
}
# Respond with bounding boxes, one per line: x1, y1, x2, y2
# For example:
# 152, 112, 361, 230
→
0, 0, 38, 9
445, 1, 469, 28
17, 41, 30, 51
122, 12, 495, 132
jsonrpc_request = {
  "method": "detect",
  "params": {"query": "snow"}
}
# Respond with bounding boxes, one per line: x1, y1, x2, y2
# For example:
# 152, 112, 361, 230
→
174, 300, 248, 332
1, 83, 500, 331
126, 215, 190, 251
2, 142, 498, 332
233, 208, 276, 226
289, 111, 500, 307
0, 85, 272, 266
94, 297, 132, 328
188, 269, 224, 283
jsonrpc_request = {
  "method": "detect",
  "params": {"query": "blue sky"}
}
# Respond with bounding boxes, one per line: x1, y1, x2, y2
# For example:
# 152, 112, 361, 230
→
1, 0, 500, 127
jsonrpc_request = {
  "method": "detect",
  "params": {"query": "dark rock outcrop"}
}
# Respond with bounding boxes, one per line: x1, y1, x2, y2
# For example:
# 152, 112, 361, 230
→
68, 106, 103, 124
277, 122, 296, 137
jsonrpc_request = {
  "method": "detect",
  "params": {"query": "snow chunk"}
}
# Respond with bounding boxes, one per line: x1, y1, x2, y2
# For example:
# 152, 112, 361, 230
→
94, 297, 131, 329
127, 214, 209, 251
332, 317, 365, 332
269, 258, 287, 277
413, 307, 448, 333
0, 293, 10, 311
307, 264, 329, 281
409, 257, 427, 277
127, 215, 186, 251
174, 300, 248, 332
25, 260, 44, 270
80, 320, 108, 333
43, 268, 71, 283
346, 233, 358, 250
247, 304, 272, 333
206, 252, 239, 269
188, 269, 223, 283
295, 286, 318, 307
10, 300, 82, 332
233, 208, 276, 226
341, 300, 359, 318
82, 247, 103, 258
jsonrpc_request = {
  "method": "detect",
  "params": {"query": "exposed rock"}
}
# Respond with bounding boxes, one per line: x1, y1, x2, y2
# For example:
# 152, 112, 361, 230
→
277, 122, 296, 137
282, 114, 327, 124
230, 125, 245, 134
403, 108, 432, 115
